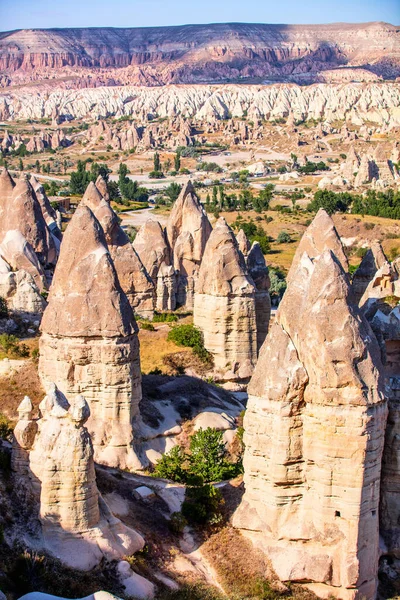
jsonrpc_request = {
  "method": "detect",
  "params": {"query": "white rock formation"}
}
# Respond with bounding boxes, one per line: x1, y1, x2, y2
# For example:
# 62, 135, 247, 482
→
194, 217, 257, 378
12, 387, 145, 571
166, 181, 212, 309
234, 211, 387, 600
39, 204, 143, 471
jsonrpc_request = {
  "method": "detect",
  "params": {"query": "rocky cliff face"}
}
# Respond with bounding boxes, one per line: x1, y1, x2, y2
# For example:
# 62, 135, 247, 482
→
234, 210, 388, 600
0, 22, 399, 88
1, 82, 400, 127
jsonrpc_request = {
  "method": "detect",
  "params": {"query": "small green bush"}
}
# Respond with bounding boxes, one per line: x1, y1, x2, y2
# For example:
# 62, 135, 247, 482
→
152, 446, 187, 482
169, 512, 188, 534
0, 334, 29, 358
0, 413, 14, 442
276, 230, 292, 244
182, 480, 224, 526
364, 222, 375, 230
356, 247, 368, 259
189, 427, 238, 483
167, 324, 212, 363
140, 321, 155, 331
153, 312, 179, 323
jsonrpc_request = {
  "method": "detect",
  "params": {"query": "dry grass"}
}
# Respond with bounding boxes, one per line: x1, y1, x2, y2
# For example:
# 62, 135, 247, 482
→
139, 325, 193, 374
202, 525, 319, 600
0, 360, 43, 422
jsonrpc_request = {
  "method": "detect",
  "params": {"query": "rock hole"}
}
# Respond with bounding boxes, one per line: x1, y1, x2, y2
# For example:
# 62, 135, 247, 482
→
335, 510, 341, 517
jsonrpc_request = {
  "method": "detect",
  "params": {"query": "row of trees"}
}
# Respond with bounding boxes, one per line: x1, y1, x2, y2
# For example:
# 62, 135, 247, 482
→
204, 184, 274, 214
308, 188, 400, 220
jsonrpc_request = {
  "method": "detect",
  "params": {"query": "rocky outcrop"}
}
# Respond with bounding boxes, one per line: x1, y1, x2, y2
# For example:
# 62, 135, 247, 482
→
236, 229, 251, 256
1, 83, 400, 129
234, 211, 387, 600
288, 208, 348, 281
133, 219, 177, 311
39, 204, 143, 471
0, 174, 52, 266
0, 169, 52, 314
246, 241, 271, 352
166, 181, 211, 309
12, 387, 145, 571
0, 22, 399, 88
356, 260, 400, 559
352, 242, 388, 304
194, 217, 257, 377
81, 180, 155, 319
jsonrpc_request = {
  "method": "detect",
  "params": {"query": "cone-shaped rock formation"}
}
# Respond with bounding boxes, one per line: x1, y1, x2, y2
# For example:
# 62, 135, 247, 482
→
194, 217, 257, 376
166, 181, 211, 309
81, 180, 155, 319
233, 213, 387, 600
133, 218, 177, 311
289, 208, 348, 281
39, 205, 143, 470
236, 229, 251, 256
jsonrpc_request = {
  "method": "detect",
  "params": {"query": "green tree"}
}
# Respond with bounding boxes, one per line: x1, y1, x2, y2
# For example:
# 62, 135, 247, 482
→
18, 158, 24, 171
153, 446, 187, 482
35, 159, 40, 173
189, 428, 236, 483
69, 160, 90, 195
164, 182, 182, 203
174, 151, 181, 172
153, 152, 161, 173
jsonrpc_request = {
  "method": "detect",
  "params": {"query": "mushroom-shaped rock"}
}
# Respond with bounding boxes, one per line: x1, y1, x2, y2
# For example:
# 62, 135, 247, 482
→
81, 182, 155, 319
288, 208, 348, 282
133, 219, 177, 311
12, 386, 145, 571
233, 241, 387, 600
194, 217, 257, 374
39, 205, 143, 471
166, 181, 212, 309
246, 241, 271, 352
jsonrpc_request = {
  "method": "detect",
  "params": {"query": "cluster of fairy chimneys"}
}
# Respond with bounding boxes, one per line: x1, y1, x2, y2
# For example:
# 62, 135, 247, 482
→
334, 142, 400, 188
1, 129, 71, 153
86, 117, 195, 151
5, 165, 400, 597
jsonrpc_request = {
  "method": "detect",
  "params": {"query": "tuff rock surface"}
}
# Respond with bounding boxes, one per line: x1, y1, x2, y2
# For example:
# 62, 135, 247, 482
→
166, 181, 211, 309
133, 219, 177, 311
352, 242, 388, 304
357, 257, 400, 559
194, 217, 257, 377
12, 387, 145, 571
39, 204, 143, 471
234, 211, 387, 600
246, 241, 271, 352
1, 83, 400, 128
81, 180, 155, 319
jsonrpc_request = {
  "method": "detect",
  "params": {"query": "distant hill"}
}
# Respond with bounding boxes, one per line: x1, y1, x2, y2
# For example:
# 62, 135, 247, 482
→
0, 21, 399, 88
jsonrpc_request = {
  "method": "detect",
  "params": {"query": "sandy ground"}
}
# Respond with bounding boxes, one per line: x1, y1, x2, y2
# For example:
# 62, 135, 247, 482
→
120, 206, 168, 227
